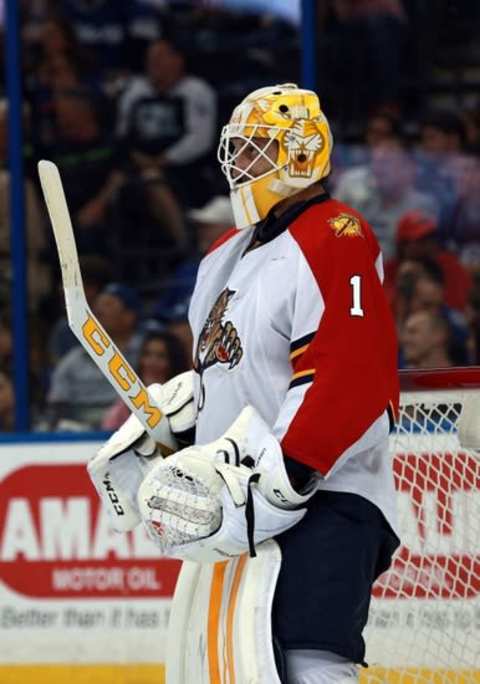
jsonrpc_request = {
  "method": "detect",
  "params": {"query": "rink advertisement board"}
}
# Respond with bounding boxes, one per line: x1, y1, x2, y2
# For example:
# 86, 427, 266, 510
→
0, 438, 180, 674
0, 435, 479, 683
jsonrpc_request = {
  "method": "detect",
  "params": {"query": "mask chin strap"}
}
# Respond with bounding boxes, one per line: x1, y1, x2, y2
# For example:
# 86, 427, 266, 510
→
231, 185, 261, 229
268, 178, 298, 196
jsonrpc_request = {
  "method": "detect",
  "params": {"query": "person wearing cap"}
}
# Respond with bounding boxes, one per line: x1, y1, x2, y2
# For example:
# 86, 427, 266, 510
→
46, 282, 144, 429
384, 209, 472, 312
188, 195, 234, 254
149, 196, 234, 326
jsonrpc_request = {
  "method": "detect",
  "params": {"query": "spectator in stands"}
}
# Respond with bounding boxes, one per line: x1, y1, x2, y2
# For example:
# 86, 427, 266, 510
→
334, 139, 438, 259
75, 39, 208, 281
102, 330, 189, 430
35, 15, 95, 79
332, 110, 402, 184
420, 109, 466, 158
25, 16, 100, 152
21, 0, 56, 44
116, 38, 217, 207
150, 195, 234, 324
445, 156, 480, 269
409, 273, 443, 314
42, 90, 117, 256
365, 111, 401, 147
0, 100, 51, 311
388, 256, 443, 329
46, 283, 144, 429
384, 210, 472, 312
414, 109, 468, 237
407, 274, 470, 365
109, 163, 188, 288
0, 369, 15, 432
401, 310, 454, 369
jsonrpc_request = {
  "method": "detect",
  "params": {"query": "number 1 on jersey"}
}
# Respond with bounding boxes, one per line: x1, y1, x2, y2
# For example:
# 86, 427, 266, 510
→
349, 275, 364, 317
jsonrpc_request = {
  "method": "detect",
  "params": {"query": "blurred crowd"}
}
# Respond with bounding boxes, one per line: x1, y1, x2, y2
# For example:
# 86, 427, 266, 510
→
1, 0, 480, 431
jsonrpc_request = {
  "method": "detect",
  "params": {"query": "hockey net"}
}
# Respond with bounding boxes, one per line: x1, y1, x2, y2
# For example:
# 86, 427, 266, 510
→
363, 368, 480, 684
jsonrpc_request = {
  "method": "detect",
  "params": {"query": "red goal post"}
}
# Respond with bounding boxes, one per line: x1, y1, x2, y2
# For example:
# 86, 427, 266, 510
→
363, 367, 480, 684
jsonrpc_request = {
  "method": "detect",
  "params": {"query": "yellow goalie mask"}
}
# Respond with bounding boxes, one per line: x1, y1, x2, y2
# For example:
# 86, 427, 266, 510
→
217, 83, 333, 229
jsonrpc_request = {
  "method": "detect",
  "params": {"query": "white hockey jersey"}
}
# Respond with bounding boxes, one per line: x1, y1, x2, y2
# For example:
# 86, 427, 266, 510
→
188, 195, 400, 533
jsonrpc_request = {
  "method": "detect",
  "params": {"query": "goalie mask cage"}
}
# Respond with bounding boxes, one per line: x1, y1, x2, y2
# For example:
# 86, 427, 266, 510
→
363, 368, 480, 684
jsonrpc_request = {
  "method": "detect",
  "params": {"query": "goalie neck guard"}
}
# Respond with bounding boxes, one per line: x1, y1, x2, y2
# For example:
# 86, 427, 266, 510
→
217, 83, 333, 229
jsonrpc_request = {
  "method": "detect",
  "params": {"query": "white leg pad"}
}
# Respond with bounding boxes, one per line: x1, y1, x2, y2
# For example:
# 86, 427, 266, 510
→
166, 539, 282, 683
286, 649, 359, 684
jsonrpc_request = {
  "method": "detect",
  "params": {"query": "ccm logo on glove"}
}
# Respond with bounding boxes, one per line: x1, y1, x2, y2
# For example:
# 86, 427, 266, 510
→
102, 473, 125, 516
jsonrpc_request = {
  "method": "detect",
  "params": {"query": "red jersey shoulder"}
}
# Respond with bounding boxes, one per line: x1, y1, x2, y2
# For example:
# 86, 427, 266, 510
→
205, 226, 238, 256
289, 197, 380, 263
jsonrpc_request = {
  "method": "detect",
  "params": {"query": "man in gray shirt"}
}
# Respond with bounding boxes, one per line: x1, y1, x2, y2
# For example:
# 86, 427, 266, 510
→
47, 283, 144, 430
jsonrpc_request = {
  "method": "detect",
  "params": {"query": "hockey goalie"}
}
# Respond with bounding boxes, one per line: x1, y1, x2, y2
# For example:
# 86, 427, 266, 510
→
88, 84, 400, 684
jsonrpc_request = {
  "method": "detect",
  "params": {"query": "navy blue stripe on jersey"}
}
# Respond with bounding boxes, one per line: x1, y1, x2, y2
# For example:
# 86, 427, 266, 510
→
290, 332, 316, 363
290, 331, 316, 354
289, 370, 315, 389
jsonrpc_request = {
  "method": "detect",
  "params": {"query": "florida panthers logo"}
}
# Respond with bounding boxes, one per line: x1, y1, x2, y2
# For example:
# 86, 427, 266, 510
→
194, 288, 243, 409
328, 213, 363, 238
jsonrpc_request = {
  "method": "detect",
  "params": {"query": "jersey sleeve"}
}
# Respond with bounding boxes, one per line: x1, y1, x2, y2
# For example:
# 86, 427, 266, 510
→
273, 202, 399, 477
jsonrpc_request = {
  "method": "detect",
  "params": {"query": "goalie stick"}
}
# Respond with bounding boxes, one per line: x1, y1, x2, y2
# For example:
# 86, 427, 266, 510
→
38, 160, 173, 452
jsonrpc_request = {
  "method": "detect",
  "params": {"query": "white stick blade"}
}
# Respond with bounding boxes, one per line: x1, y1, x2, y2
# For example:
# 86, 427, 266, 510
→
38, 160, 83, 291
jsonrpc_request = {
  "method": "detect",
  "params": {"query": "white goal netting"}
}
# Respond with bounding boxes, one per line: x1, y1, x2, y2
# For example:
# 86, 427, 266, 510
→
363, 374, 480, 684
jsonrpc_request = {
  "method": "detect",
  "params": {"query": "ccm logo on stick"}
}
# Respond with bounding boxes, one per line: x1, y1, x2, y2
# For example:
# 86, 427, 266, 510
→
81, 314, 162, 429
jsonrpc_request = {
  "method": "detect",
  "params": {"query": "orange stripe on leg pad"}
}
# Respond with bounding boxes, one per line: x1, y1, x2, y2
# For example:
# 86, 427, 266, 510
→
226, 554, 248, 684
208, 562, 228, 684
